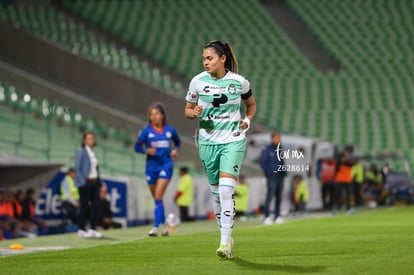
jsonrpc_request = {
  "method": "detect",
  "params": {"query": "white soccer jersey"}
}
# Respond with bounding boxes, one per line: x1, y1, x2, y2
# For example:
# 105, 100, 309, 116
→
186, 71, 251, 145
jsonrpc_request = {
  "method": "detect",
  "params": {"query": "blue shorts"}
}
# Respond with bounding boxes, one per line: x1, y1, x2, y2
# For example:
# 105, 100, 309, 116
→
146, 165, 173, 184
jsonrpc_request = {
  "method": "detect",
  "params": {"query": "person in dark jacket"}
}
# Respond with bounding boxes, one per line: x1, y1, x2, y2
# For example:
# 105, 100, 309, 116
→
260, 131, 287, 225
21, 188, 48, 236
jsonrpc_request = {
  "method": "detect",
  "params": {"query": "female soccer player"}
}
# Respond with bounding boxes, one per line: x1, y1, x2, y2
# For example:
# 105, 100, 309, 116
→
135, 102, 181, 237
184, 40, 256, 259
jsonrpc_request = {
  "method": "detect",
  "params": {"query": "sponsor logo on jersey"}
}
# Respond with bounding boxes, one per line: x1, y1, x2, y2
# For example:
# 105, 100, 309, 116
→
203, 86, 226, 93
155, 140, 170, 148
214, 115, 230, 119
212, 93, 228, 107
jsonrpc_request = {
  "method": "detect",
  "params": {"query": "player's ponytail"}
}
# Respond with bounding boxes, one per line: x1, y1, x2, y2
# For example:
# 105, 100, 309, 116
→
205, 40, 239, 74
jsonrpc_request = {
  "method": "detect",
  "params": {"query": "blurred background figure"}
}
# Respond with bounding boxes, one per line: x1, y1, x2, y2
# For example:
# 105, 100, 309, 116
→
135, 102, 181, 237
75, 131, 103, 238
364, 164, 384, 205
60, 168, 79, 226
351, 158, 365, 207
0, 190, 23, 239
174, 166, 194, 222
291, 175, 309, 215
260, 131, 287, 225
234, 174, 249, 221
317, 157, 337, 211
334, 149, 354, 213
21, 188, 49, 236
97, 183, 122, 230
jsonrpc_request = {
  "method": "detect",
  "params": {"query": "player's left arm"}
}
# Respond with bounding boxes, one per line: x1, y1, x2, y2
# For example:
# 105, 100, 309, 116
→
170, 127, 181, 159
240, 90, 256, 130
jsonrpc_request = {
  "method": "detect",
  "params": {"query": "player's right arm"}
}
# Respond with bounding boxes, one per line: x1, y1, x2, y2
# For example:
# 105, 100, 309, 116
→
185, 102, 203, 119
134, 128, 147, 154
185, 78, 203, 119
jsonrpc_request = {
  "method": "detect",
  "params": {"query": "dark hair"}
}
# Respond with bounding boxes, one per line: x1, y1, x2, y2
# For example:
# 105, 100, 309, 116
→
26, 188, 35, 195
180, 166, 189, 174
15, 189, 23, 199
204, 40, 239, 73
271, 131, 281, 138
67, 168, 75, 174
148, 101, 167, 125
81, 131, 96, 147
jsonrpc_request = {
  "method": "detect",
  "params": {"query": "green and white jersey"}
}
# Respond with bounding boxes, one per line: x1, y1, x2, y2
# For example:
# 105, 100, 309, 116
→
186, 71, 251, 145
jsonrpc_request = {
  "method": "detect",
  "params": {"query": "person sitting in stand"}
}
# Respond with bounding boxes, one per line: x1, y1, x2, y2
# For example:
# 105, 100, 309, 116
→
96, 183, 122, 230
21, 188, 49, 236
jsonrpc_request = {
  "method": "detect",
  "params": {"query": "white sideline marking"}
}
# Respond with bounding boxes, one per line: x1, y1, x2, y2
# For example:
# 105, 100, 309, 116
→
0, 246, 70, 257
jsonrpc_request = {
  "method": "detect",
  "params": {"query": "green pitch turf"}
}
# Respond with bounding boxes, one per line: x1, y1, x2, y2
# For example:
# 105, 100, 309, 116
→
1, 206, 413, 274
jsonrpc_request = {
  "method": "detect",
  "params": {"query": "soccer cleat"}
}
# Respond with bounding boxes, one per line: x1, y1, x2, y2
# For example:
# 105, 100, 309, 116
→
88, 229, 103, 238
275, 217, 284, 224
161, 225, 169, 237
77, 229, 92, 238
263, 216, 274, 225
216, 243, 233, 259
148, 229, 158, 237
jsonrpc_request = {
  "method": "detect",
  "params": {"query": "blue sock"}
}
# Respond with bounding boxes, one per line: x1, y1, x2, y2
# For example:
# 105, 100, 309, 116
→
154, 200, 165, 228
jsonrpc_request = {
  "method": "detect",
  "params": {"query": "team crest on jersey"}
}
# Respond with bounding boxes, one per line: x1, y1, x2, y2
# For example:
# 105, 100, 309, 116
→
148, 133, 155, 138
228, 83, 237, 94
166, 131, 172, 138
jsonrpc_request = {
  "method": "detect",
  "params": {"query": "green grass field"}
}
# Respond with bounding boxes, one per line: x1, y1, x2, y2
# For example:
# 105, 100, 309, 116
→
1, 206, 413, 274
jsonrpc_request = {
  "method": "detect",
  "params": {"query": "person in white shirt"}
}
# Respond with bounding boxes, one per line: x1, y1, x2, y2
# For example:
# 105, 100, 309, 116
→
74, 132, 103, 238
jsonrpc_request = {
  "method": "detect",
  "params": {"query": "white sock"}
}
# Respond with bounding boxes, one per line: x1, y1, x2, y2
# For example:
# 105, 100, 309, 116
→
219, 177, 236, 245
209, 185, 221, 228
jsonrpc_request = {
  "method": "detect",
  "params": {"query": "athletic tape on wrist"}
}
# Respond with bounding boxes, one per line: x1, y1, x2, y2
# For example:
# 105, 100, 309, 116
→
232, 117, 251, 136
243, 117, 251, 130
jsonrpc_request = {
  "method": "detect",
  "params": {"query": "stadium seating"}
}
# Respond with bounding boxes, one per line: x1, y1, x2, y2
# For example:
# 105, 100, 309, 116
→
62, 0, 317, 82
1, 1, 413, 175
0, 5, 186, 96
0, 80, 146, 177
285, 0, 414, 172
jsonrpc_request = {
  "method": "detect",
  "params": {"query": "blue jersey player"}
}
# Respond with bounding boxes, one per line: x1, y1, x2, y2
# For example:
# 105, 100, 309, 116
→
135, 102, 181, 237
